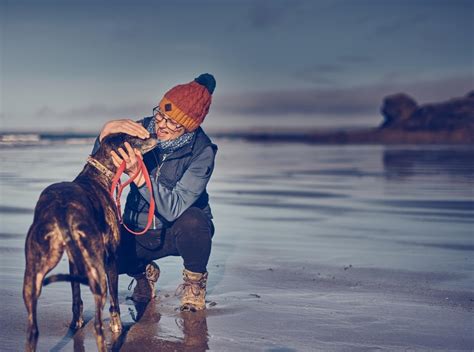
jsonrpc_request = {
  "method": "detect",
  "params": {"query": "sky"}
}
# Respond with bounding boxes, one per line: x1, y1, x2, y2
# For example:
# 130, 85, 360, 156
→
1, 0, 473, 132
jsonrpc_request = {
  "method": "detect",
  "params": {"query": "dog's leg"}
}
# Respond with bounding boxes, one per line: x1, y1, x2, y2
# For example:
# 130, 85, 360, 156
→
23, 225, 64, 352
106, 255, 123, 333
93, 292, 107, 352
23, 265, 39, 352
87, 264, 108, 352
69, 260, 84, 330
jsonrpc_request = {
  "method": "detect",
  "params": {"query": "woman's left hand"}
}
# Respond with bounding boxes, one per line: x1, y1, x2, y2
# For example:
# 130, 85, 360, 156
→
110, 142, 145, 186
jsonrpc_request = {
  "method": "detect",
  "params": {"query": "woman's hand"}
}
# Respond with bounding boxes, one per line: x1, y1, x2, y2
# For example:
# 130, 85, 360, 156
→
99, 119, 150, 142
110, 142, 146, 187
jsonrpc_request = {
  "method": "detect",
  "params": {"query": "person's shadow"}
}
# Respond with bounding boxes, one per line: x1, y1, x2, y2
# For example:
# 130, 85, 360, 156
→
109, 301, 150, 351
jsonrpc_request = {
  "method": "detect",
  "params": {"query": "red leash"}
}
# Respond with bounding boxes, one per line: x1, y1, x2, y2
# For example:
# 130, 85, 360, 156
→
110, 158, 156, 235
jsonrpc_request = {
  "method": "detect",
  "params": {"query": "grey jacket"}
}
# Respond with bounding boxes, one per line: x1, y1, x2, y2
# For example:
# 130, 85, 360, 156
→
91, 117, 217, 230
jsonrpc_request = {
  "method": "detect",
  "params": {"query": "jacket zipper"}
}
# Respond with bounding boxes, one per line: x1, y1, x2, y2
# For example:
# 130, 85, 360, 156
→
155, 154, 168, 181
153, 153, 168, 229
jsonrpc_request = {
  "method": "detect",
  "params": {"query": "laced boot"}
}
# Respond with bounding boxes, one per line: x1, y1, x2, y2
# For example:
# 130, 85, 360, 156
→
176, 269, 208, 311
129, 262, 160, 303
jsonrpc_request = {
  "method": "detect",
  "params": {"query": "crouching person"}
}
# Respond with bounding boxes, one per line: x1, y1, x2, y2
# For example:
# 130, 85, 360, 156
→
91, 74, 217, 311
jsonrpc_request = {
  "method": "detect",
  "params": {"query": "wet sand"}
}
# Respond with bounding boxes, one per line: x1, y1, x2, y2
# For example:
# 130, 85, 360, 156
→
1, 141, 473, 351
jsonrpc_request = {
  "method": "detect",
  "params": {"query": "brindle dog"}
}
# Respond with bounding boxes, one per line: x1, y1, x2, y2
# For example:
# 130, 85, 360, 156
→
23, 133, 157, 352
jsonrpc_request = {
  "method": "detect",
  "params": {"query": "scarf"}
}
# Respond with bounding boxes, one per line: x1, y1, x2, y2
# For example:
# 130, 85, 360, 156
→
147, 116, 195, 154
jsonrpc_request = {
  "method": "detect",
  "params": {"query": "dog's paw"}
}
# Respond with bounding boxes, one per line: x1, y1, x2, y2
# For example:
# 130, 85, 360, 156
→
109, 313, 123, 333
69, 318, 84, 330
110, 322, 122, 333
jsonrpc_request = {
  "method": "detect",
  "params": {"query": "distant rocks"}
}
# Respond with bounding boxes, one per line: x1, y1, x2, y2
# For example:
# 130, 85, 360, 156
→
380, 91, 474, 132
211, 91, 474, 144
380, 93, 418, 129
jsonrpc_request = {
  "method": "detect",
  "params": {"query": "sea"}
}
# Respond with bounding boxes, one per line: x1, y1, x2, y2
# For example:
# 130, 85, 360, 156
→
0, 132, 473, 351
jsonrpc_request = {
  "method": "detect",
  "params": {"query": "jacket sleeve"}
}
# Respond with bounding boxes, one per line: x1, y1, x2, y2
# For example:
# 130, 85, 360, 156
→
137, 146, 215, 222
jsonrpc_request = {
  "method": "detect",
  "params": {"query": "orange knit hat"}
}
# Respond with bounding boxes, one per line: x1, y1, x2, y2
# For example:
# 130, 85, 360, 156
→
158, 73, 216, 131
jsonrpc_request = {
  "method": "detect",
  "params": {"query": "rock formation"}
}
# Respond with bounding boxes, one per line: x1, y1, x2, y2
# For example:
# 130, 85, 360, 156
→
380, 93, 418, 129
213, 91, 474, 144
380, 91, 474, 131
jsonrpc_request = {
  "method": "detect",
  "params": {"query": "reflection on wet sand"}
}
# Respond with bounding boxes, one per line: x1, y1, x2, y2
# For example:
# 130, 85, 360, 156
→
72, 329, 86, 352
70, 300, 209, 351
63, 301, 209, 352
118, 300, 209, 352
383, 148, 474, 180
175, 310, 209, 351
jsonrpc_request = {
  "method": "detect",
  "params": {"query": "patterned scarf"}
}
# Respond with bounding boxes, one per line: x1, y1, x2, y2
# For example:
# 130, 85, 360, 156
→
147, 116, 195, 154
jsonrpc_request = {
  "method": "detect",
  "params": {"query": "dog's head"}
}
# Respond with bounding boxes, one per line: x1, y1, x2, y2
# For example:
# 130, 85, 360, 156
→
92, 133, 157, 171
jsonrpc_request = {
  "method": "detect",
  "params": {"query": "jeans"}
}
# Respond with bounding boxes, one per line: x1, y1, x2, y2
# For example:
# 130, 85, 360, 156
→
117, 207, 214, 275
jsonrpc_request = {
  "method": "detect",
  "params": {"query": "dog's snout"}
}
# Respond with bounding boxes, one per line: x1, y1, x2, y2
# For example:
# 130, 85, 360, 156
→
141, 136, 158, 153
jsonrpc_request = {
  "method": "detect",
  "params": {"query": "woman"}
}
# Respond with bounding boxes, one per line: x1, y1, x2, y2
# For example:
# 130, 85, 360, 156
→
91, 73, 217, 311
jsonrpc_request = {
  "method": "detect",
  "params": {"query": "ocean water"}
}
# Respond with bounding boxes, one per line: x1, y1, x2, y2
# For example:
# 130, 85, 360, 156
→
1, 136, 473, 351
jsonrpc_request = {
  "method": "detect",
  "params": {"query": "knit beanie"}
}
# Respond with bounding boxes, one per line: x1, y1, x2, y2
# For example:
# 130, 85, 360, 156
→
158, 73, 216, 131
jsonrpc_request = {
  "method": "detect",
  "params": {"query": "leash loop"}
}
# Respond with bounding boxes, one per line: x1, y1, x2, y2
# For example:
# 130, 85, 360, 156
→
110, 158, 156, 236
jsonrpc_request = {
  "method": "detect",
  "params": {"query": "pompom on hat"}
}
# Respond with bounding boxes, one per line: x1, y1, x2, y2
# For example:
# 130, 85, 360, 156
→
158, 73, 216, 131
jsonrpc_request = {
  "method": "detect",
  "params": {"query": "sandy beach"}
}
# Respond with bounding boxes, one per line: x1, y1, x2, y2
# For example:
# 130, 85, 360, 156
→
1, 138, 473, 351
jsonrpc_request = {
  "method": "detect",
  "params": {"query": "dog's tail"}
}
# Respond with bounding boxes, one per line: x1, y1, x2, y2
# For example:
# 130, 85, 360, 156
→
54, 214, 104, 293
43, 274, 89, 286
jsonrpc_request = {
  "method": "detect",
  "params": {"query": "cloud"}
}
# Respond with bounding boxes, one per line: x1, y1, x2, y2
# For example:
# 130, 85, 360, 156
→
33, 101, 150, 121
294, 63, 348, 86
30, 75, 473, 130
337, 55, 374, 64
246, 0, 302, 30
213, 74, 474, 117
36, 106, 57, 118
373, 13, 427, 36
295, 56, 376, 86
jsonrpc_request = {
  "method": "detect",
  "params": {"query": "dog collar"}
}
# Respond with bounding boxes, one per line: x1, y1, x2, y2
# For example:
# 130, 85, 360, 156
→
86, 156, 115, 180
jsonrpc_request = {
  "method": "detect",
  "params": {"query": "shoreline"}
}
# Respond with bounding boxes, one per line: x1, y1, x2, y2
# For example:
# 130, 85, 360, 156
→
1, 128, 473, 146
211, 128, 474, 145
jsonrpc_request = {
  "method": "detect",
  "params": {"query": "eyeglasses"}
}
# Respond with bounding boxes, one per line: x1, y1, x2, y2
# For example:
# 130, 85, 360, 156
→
152, 106, 183, 131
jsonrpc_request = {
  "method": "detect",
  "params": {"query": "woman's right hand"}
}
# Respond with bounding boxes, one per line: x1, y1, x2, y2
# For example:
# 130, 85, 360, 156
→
110, 141, 146, 187
99, 119, 150, 142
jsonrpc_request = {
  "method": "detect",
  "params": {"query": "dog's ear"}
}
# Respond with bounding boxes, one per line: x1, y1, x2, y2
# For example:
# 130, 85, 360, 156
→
102, 133, 126, 150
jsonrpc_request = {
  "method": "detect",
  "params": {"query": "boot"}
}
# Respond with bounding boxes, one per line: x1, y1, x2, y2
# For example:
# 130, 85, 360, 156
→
176, 269, 208, 311
129, 262, 160, 303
